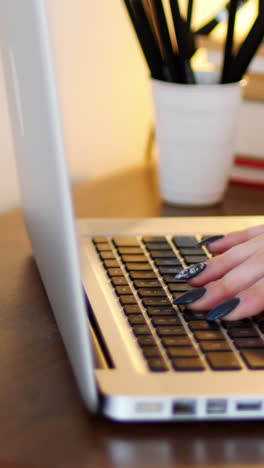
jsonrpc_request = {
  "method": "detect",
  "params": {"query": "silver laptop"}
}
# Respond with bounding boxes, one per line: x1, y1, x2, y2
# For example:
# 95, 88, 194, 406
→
1, 0, 264, 422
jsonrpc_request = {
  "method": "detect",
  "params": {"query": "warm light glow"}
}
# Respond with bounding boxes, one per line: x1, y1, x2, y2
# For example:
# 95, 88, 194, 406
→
191, 48, 216, 72
240, 78, 248, 88
181, 0, 258, 39
189, 1, 259, 72
211, 1, 258, 41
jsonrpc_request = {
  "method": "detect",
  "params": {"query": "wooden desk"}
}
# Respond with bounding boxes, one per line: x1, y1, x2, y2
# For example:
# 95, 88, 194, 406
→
1, 165, 264, 468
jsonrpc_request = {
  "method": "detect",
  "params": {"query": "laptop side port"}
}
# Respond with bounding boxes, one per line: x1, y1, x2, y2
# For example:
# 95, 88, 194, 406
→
236, 401, 262, 411
172, 401, 196, 415
207, 399, 227, 415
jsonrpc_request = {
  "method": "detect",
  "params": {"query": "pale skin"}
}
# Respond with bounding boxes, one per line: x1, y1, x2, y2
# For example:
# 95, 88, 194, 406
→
186, 224, 264, 321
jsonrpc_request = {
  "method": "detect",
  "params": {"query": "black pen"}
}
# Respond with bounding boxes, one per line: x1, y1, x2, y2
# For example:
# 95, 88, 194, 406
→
187, 0, 194, 27
122, 0, 164, 80
259, 0, 264, 12
169, 0, 196, 84
147, 0, 180, 82
221, 0, 240, 83
229, 7, 264, 82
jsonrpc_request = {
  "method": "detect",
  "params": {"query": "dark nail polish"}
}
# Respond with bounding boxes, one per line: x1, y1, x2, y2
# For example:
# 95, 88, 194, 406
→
196, 235, 224, 247
175, 262, 207, 280
174, 287, 206, 305
207, 297, 240, 321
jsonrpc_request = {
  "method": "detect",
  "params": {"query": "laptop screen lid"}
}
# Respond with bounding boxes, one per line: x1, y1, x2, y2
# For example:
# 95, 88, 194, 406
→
0, 0, 98, 410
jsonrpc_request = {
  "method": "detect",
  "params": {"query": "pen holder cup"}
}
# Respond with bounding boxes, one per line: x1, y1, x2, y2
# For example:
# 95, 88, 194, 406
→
150, 74, 242, 206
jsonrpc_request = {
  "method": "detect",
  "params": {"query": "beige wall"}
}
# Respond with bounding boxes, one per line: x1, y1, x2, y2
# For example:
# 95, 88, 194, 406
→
0, 1, 152, 212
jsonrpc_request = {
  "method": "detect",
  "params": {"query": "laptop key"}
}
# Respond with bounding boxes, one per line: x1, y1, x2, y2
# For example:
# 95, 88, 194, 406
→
149, 250, 177, 259
133, 279, 162, 288
241, 350, 264, 369
99, 251, 116, 260
138, 288, 167, 298
222, 319, 252, 329
155, 259, 182, 267
158, 267, 184, 275
103, 259, 120, 268
121, 255, 148, 263
147, 358, 168, 372
111, 277, 129, 286
184, 255, 208, 264
137, 336, 156, 346
181, 310, 207, 321
151, 317, 181, 326
128, 316, 146, 325
132, 325, 151, 335
157, 326, 187, 336
92, 236, 108, 243
129, 271, 157, 280
168, 283, 192, 293
123, 305, 142, 315
167, 347, 199, 358
142, 236, 166, 243
96, 243, 112, 251
142, 297, 171, 307
206, 352, 241, 370
180, 248, 206, 256
119, 295, 137, 305
142, 346, 162, 358
126, 263, 153, 272
172, 357, 205, 371
162, 336, 192, 347
145, 243, 171, 251
113, 237, 139, 247
117, 247, 144, 255
146, 307, 177, 316
188, 320, 219, 331
234, 338, 264, 349
194, 331, 225, 341
107, 268, 124, 277
173, 236, 198, 248
228, 328, 259, 339
162, 274, 187, 283
200, 341, 231, 352
115, 286, 133, 295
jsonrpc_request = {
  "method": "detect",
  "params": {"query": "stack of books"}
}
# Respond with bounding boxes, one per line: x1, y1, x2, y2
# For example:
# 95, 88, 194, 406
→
230, 155, 264, 187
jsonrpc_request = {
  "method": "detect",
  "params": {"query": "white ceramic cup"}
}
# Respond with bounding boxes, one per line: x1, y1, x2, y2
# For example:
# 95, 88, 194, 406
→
150, 71, 242, 206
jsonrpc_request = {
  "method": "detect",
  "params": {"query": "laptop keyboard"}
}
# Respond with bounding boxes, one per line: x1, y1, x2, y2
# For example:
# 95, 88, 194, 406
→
92, 235, 264, 372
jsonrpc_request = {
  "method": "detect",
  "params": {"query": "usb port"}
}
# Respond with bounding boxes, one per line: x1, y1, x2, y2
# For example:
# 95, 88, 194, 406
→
236, 401, 262, 411
207, 399, 227, 414
172, 401, 195, 415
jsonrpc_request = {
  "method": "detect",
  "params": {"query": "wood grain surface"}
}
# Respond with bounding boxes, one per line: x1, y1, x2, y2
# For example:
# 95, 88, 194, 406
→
0, 165, 263, 468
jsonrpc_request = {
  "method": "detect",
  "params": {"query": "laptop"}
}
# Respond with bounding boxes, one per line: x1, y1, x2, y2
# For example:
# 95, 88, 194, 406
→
1, 0, 264, 422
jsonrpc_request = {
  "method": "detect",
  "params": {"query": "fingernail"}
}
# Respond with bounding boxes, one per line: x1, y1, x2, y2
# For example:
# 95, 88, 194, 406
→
196, 235, 224, 247
207, 297, 240, 321
175, 262, 207, 280
174, 287, 206, 305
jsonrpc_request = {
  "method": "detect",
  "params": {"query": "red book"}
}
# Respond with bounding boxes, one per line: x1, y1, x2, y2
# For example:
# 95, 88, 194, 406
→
230, 155, 264, 187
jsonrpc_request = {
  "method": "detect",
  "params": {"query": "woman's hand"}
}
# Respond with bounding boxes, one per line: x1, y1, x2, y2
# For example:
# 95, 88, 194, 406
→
173, 224, 264, 321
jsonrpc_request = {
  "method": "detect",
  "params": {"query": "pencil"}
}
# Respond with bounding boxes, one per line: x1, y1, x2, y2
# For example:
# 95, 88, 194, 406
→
147, 0, 180, 82
122, 0, 164, 80
187, 0, 194, 27
169, 0, 196, 83
221, 0, 240, 83
229, 7, 264, 82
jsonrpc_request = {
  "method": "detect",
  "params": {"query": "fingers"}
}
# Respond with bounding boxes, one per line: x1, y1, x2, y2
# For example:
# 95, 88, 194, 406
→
186, 248, 264, 311
187, 233, 264, 287
208, 276, 264, 321
203, 224, 264, 255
